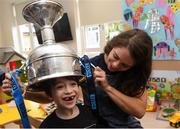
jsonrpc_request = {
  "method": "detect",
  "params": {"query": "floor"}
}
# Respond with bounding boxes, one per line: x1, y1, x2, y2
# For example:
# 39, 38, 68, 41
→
139, 112, 174, 128
1, 122, 38, 129
1, 123, 19, 128
1, 112, 174, 129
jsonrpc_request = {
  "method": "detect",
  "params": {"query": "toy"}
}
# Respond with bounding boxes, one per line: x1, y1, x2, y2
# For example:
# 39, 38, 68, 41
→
146, 82, 157, 111
156, 100, 176, 121
169, 111, 180, 128
171, 83, 180, 110
162, 108, 175, 118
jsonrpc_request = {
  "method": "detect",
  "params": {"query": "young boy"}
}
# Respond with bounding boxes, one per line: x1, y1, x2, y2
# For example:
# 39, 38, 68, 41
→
2, 74, 97, 128
39, 76, 97, 128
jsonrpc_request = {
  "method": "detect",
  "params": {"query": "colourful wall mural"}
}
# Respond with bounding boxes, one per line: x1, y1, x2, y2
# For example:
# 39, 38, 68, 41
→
121, 0, 180, 60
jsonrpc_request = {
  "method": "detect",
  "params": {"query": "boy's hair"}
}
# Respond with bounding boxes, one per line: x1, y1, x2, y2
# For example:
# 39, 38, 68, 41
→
41, 76, 80, 97
0, 68, 5, 86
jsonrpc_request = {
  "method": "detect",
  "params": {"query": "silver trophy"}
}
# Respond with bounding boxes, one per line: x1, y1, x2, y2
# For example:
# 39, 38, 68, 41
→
22, 0, 83, 91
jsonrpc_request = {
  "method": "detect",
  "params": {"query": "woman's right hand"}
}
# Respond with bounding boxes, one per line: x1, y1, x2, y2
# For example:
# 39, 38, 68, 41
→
94, 66, 110, 91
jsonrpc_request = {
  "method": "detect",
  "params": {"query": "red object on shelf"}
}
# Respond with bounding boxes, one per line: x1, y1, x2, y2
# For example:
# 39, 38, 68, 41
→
153, 104, 157, 112
9, 61, 16, 70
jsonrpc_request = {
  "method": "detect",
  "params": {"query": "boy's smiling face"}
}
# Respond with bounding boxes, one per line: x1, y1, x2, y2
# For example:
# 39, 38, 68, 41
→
51, 77, 79, 110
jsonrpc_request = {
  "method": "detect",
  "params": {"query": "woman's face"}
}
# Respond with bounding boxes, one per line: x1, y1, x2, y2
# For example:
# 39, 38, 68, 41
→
106, 47, 134, 72
51, 77, 79, 110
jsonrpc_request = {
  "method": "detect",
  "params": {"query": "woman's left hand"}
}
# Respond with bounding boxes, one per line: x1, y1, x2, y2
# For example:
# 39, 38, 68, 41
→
93, 66, 110, 90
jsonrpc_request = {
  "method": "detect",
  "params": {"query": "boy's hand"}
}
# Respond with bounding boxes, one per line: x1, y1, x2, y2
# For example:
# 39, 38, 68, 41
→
93, 66, 110, 90
2, 72, 24, 96
2, 73, 12, 96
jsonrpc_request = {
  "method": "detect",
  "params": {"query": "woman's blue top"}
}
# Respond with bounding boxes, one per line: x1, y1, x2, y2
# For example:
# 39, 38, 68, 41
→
90, 53, 143, 128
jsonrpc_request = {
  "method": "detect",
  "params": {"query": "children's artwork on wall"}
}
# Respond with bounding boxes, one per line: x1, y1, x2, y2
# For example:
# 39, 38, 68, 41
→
104, 20, 131, 41
121, 0, 180, 60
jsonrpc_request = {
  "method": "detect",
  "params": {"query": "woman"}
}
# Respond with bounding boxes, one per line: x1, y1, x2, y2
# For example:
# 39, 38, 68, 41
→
91, 28, 153, 128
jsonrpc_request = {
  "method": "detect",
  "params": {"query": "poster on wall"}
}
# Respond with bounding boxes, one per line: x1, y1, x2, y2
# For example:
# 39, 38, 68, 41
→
149, 70, 180, 100
105, 21, 125, 41
149, 70, 180, 121
121, 0, 180, 60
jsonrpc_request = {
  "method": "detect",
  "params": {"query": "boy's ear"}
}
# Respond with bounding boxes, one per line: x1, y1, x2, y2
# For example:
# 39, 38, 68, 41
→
79, 76, 86, 84
48, 97, 53, 101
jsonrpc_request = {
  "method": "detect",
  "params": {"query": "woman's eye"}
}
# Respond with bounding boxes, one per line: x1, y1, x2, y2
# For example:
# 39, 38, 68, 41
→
114, 56, 119, 60
113, 54, 119, 60
121, 63, 129, 68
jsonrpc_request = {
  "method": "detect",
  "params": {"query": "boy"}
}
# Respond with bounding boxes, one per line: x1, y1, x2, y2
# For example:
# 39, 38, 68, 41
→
39, 76, 96, 128
0, 68, 5, 104
2, 74, 97, 128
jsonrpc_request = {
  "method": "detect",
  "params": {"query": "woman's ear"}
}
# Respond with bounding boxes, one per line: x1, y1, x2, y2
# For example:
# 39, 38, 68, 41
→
77, 86, 84, 104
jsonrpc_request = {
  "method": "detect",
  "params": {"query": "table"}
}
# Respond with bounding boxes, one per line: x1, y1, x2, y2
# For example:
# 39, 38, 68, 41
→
0, 100, 47, 128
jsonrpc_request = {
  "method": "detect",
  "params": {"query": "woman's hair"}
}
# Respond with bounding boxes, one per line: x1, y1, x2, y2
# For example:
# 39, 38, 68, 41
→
42, 76, 80, 97
104, 28, 153, 96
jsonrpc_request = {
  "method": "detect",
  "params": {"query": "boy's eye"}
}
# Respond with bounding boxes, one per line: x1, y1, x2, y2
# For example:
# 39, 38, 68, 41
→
55, 85, 64, 89
71, 82, 77, 86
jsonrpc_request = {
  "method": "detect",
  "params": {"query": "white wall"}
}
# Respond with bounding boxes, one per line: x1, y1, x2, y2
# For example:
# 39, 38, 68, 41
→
0, 20, 2, 45
0, 0, 78, 51
0, 2, 4, 46
13, 0, 78, 51
0, 0, 123, 53
57, 0, 78, 50
0, 1, 14, 47
79, 0, 122, 26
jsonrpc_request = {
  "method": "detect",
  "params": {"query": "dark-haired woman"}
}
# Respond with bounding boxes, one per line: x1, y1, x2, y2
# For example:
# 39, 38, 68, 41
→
91, 28, 153, 128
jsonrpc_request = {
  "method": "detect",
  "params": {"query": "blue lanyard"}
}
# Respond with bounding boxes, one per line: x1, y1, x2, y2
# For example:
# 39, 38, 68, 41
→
9, 69, 31, 128
80, 55, 98, 115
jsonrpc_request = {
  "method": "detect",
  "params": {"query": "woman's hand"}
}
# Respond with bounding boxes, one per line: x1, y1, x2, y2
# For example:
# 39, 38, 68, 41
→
93, 66, 110, 90
93, 67, 146, 118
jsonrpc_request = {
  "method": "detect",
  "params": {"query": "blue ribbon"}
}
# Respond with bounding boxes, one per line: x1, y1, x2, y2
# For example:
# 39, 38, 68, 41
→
9, 69, 31, 128
80, 55, 98, 115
